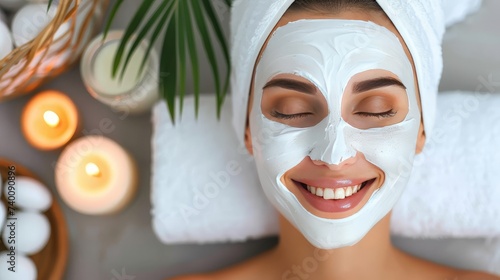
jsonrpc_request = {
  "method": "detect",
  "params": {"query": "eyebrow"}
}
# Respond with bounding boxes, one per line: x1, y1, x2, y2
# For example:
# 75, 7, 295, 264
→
352, 77, 406, 94
263, 78, 316, 94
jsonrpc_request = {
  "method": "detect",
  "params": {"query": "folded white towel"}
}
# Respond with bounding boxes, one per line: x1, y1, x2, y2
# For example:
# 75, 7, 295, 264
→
151, 91, 500, 244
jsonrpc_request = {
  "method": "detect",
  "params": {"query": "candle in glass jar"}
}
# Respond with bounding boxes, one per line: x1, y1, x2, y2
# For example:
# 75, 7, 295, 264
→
80, 30, 160, 115
21, 90, 79, 150
55, 136, 138, 215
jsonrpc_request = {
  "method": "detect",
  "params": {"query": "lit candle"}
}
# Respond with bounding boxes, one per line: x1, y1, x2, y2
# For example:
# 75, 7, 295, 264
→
85, 162, 101, 177
54, 136, 138, 215
43, 110, 60, 128
21, 90, 79, 150
80, 30, 160, 115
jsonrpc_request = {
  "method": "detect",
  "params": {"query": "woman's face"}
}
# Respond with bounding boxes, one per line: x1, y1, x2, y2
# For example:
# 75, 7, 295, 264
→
245, 9, 426, 249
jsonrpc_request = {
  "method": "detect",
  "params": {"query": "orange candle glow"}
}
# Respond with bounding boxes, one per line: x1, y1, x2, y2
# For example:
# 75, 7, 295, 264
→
21, 91, 79, 150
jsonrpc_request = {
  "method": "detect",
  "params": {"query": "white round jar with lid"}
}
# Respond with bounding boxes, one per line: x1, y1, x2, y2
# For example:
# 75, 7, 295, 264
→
80, 30, 160, 115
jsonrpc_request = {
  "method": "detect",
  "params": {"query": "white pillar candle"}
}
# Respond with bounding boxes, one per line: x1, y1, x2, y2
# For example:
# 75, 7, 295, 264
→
55, 136, 138, 215
80, 30, 160, 115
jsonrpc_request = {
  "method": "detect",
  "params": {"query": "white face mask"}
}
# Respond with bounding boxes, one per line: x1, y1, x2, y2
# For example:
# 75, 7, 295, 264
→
249, 19, 420, 249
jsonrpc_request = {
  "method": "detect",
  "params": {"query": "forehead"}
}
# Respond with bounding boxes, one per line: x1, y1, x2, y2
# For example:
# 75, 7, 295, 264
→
254, 9, 416, 72
256, 20, 413, 94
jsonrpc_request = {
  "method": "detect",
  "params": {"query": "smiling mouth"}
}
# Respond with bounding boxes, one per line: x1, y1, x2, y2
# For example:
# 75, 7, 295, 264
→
296, 179, 376, 200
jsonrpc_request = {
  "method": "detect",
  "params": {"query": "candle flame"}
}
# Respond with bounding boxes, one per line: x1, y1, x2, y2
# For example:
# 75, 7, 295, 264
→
85, 163, 101, 177
43, 110, 60, 128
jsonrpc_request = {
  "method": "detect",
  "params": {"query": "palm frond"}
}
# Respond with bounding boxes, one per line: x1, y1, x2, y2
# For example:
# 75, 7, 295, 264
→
111, 0, 156, 78
200, 0, 231, 116
160, 2, 178, 122
183, 2, 201, 117
47, 0, 54, 10
103, 0, 125, 39
104, 0, 232, 123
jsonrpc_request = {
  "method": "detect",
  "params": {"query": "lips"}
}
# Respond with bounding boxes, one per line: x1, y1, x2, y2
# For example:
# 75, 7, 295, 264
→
293, 178, 376, 213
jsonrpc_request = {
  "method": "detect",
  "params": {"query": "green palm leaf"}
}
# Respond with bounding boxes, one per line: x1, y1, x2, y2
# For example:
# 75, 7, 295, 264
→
138, 1, 174, 75
200, 0, 231, 114
103, 0, 125, 39
120, 0, 171, 80
177, 0, 188, 115
111, 0, 156, 78
183, 2, 201, 117
160, 3, 178, 122
190, 0, 222, 118
104, 0, 232, 123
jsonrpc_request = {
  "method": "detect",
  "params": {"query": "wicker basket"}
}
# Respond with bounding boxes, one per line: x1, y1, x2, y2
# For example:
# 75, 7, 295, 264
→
0, 0, 109, 100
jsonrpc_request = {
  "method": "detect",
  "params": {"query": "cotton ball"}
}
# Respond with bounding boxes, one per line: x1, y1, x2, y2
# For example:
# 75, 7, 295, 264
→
0, 202, 5, 233
0, 251, 37, 280
0, 0, 29, 12
11, 3, 68, 47
2, 211, 50, 255
3, 176, 52, 212
0, 21, 13, 60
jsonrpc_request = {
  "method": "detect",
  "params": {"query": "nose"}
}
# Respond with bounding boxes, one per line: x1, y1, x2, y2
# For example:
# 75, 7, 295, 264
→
309, 120, 357, 166
311, 154, 358, 170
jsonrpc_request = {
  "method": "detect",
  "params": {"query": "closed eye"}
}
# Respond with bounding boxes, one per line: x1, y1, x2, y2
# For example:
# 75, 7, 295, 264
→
355, 109, 397, 118
270, 111, 313, 120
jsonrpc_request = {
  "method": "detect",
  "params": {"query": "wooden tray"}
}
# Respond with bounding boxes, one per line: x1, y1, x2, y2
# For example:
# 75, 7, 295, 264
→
0, 158, 69, 280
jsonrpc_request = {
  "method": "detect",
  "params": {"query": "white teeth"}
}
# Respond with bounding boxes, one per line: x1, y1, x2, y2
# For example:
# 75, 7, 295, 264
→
323, 188, 335, 199
345, 186, 353, 197
306, 183, 364, 200
334, 188, 345, 199
316, 188, 324, 197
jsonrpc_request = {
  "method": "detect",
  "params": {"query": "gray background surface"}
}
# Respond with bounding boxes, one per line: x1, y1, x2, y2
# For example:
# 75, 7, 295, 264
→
0, 0, 499, 279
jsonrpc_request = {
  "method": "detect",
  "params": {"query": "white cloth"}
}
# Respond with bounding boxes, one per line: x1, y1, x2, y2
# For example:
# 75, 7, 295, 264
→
151, 91, 500, 244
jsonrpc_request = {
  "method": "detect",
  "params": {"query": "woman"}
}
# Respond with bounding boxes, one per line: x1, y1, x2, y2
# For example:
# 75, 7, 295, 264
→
172, 0, 500, 279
